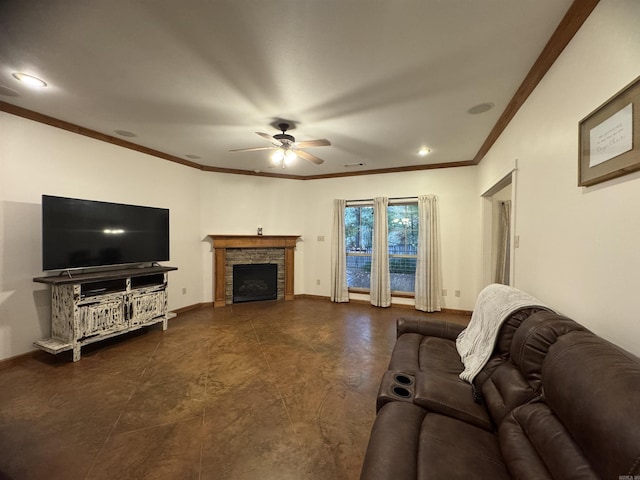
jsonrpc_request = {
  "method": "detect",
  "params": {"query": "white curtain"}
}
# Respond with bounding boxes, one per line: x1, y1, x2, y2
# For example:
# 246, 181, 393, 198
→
370, 197, 391, 307
494, 200, 511, 285
331, 199, 350, 302
415, 194, 442, 312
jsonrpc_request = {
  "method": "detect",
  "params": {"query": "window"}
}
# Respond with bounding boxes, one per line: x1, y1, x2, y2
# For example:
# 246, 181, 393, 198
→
345, 200, 418, 294
345, 205, 373, 289
388, 203, 418, 293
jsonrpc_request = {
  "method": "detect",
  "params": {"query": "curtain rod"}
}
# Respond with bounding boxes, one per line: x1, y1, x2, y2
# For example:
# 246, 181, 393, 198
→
347, 196, 418, 203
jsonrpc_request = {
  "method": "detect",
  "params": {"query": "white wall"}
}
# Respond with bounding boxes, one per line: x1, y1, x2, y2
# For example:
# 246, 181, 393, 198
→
0, 112, 203, 360
478, 0, 640, 355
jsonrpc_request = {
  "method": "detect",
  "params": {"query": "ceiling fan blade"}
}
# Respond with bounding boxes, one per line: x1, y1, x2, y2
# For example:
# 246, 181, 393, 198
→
229, 146, 275, 152
297, 149, 324, 165
256, 132, 282, 146
295, 139, 331, 148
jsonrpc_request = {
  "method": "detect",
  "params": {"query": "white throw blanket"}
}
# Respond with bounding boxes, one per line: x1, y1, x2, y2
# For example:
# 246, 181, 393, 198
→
456, 284, 552, 384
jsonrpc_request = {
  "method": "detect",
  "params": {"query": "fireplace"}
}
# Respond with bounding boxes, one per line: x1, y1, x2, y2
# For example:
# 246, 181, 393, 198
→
233, 263, 277, 303
208, 235, 300, 307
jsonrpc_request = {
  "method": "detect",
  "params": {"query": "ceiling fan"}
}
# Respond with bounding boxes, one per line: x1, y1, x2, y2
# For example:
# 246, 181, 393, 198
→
230, 122, 331, 168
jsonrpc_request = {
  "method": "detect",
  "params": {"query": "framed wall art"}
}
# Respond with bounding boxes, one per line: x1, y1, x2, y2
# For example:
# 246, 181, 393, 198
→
578, 75, 640, 187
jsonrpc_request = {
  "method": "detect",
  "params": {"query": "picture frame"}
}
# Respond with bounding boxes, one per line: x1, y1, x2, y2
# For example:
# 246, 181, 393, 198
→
578, 75, 640, 187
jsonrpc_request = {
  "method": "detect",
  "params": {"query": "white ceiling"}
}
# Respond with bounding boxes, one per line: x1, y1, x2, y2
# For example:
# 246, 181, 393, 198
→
0, 0, 576, 177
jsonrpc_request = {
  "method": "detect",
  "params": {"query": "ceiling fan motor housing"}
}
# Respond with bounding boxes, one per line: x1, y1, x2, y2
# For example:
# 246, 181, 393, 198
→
274, 133, 295, 144
274, 122, 295, 144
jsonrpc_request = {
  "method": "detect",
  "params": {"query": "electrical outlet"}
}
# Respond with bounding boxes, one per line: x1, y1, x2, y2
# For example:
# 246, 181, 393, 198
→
317, 235, 325, 242
182, 287, 187, 295
316, 279, 321, 286
442, 289, 447, 296
455, 290, 461, 297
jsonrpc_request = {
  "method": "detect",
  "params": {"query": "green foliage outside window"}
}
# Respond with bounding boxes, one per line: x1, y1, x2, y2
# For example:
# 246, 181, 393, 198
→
345, 202, 419, 293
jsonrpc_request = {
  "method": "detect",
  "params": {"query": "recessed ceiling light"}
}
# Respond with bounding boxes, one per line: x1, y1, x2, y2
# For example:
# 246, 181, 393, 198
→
114, 130, 136, 138
418, 147, 431, 157
185, 154, 201, 160
467, 102, 495, 115
0, 86, 19, 97
12, 72, 47, 88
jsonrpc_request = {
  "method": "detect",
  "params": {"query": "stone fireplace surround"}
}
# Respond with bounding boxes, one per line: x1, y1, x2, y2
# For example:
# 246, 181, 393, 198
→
208, 235, 300, 307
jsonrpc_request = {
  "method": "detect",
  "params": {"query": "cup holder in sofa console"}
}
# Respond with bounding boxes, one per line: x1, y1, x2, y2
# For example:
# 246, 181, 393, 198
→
376, 371, 416, 411
393, 374, 414, 386
391, 386, 412, 398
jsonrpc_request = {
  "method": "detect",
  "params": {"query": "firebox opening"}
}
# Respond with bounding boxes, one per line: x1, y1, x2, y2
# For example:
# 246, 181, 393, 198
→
233, 263, 278, 303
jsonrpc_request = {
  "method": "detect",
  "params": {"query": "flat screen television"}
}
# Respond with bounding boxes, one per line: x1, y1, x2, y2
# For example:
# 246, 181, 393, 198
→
42, 195, 169, 271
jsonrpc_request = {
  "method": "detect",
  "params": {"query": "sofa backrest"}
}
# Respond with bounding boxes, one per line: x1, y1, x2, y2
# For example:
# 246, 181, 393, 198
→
473, 307, 549, 387
499, 330, 640, 479
542, 331, 640, 479
481, 312, 585, 426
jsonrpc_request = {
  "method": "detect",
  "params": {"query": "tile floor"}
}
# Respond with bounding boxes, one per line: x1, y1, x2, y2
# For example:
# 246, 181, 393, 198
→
0, 298, 469, 480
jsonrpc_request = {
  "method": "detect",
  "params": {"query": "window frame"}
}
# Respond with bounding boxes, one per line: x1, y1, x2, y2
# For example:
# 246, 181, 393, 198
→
344, 198, 419, 296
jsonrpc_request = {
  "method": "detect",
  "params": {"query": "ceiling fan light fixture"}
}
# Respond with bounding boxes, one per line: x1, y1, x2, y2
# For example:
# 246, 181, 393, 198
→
271, 149, 285, 163
233, 123, 328, 167
284, 150, 297, 164
418, 147, 431, 156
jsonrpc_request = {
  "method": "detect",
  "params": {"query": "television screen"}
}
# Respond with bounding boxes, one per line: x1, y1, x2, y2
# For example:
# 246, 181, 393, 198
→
42, 195, 169, 271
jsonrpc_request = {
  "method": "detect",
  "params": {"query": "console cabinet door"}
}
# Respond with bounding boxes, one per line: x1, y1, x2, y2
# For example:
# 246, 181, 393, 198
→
129, 291, 166, 327
78, 298, 125, 338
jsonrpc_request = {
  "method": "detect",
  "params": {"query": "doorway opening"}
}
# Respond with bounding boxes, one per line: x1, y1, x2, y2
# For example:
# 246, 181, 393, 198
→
481, 168, 516, 287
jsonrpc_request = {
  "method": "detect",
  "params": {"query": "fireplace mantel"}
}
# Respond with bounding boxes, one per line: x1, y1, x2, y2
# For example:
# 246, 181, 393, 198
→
208, 235, 301, 307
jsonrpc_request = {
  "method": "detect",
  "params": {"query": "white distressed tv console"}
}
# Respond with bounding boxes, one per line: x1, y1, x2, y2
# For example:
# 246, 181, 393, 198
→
33, 265, 177, 361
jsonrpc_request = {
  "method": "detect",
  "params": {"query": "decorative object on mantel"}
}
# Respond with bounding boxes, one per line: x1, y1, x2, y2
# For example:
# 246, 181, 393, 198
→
579, 75, 640, 187
257, 226, 263, 235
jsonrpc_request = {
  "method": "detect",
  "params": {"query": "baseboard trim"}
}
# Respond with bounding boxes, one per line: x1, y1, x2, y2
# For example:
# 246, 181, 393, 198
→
0, 349, 42, 370
294, 294, 327, 301
171, 302, 213, 315
295, 294, 471, 316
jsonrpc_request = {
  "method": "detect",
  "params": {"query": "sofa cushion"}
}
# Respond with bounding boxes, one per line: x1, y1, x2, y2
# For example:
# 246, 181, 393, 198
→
499, 402, 598, 479
542, 331, 640, 479
509, 312, 585, 385
493, 308, 543, 357
388, 333, 463, 374
360, 402, 511, 480
417, 412, 511, 480
396, 317, 466, 341
413, 370, 493, 431
418, 336, 463, 374
482, 312, 586, 426
467, 307, 549, 387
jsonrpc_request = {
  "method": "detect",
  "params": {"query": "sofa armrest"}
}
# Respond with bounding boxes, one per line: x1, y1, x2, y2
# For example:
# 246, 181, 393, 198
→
413, 371, 494, 431
360, 401, 427, 480
396, 316, 466, 341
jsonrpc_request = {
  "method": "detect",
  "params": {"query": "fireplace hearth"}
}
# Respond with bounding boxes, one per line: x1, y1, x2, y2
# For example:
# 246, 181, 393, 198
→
233, 263, 278, 303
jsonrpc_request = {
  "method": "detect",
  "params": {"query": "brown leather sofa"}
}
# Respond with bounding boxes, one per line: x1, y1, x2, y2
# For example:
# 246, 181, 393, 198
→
360, 310, 640, 479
